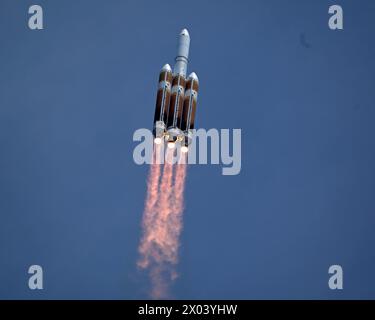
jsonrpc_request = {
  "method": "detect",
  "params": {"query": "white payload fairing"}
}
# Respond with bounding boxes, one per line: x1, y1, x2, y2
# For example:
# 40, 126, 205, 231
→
153, 29, 199, 152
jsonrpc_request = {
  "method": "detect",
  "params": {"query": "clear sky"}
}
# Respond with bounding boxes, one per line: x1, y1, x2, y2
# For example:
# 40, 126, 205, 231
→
0, 0, 374, 299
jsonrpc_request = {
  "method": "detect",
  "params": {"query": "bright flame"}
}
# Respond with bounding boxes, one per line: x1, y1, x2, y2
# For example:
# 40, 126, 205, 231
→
181, 146, 188, 153
154, 137, 162, 145
167, 142, 175, 149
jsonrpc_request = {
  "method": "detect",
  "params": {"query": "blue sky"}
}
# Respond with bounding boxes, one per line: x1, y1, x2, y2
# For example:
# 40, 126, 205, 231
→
0, 0, 374, 299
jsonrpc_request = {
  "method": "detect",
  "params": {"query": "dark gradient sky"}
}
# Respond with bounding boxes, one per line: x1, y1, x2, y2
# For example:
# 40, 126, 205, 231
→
0, 0, 374, 299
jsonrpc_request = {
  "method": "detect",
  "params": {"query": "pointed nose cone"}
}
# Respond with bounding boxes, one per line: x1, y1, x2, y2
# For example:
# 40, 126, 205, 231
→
188, 72, 199, 83
180, 28, 190, 38
161, 64, 172, 72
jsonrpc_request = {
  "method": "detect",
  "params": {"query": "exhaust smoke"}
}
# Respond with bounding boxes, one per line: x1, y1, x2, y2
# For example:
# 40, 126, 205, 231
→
138, 147, 188, 299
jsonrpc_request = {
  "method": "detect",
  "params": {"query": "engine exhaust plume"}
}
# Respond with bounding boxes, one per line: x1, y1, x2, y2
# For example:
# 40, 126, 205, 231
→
138, 148, 188, 299
138, 144, 162, 270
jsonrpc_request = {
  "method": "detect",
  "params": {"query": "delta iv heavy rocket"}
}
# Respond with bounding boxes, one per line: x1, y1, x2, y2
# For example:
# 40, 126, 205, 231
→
153, 29, 199, 152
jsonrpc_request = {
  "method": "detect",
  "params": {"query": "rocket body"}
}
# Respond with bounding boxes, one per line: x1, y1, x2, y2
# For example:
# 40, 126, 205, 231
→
153, 29, 199, 150
173, 29, 190, 77
181, 72, 199, 147
153, 64, 172, 139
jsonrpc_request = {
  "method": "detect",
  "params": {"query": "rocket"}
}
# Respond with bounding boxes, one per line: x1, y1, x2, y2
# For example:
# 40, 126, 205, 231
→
153, 29, 199, 152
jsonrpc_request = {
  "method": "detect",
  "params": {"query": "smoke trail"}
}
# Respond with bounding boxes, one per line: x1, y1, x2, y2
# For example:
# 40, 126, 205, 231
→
167, 157, 187, 268
138, 148, 188, 299
148, 149, 175, 299
138, 145, 162, 270
173, 155, 187, 218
